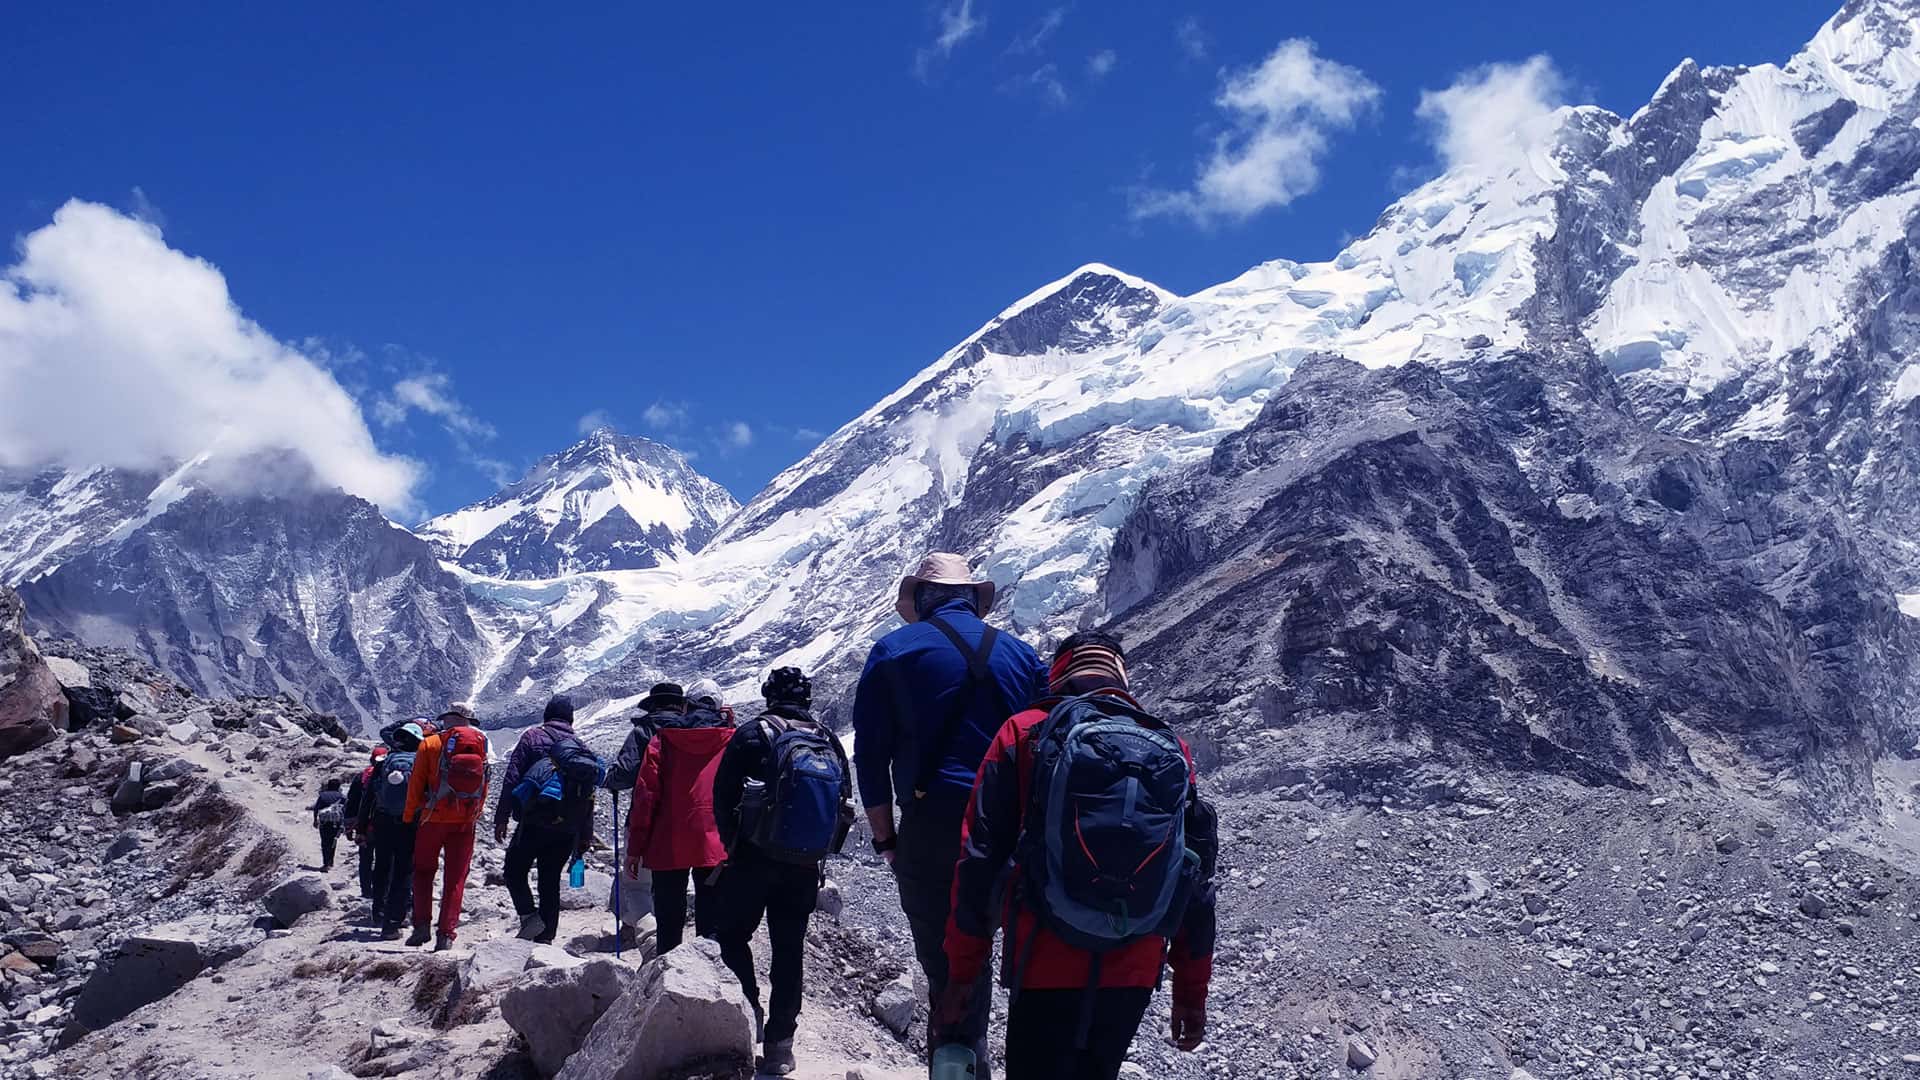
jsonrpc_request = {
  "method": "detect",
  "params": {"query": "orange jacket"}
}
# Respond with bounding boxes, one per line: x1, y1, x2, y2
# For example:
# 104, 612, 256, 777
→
405, 726, 491, 827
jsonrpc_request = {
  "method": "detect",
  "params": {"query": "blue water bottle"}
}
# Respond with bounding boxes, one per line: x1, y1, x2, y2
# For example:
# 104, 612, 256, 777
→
931, 1043, 976, 1079
569, 857, 586, 889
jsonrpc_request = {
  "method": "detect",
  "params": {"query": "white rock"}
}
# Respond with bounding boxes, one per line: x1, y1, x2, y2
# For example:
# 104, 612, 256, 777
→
502, 957, 639, 1076
871, 972, 917, 1036
558, 939, 754, 1080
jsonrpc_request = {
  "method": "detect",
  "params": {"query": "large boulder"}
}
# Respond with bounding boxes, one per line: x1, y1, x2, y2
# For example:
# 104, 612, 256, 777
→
68, 926, 207, 1033
453, 936, 543, 1004
558, 939, 754, 1080
262, 874, 332, 927
502, 958, 641, 1076
0, 586, 65, 759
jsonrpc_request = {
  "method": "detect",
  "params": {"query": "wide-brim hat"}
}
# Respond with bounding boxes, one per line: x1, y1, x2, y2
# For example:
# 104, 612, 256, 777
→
638, 682, 686, 712
896, 552, 996, 624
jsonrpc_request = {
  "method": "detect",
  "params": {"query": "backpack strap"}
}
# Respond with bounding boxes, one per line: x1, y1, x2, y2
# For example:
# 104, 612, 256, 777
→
909, 617, 1004, 800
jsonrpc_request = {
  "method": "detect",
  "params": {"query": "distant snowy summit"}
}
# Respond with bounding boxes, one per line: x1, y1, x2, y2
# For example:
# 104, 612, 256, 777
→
417, 429, 740, 580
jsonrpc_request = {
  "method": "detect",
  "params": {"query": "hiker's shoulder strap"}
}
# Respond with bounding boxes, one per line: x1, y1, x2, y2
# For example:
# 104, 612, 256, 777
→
925, 615, 1000, 683
910, 616, 1008, 800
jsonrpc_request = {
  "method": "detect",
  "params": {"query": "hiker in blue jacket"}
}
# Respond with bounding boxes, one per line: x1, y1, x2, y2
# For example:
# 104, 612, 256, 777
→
850, 552, 1046, 1080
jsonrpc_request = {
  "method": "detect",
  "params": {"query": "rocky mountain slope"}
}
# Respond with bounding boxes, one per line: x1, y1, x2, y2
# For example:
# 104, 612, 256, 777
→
5, 591, 1919, 1079
10, 470, 487, 732
418, 430, 739, 580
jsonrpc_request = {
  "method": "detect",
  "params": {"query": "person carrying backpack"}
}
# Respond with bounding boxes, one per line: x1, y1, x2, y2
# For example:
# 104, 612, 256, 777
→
605, 682, 685, 792
711, 667, 853, 1077
405, 702, 491, 950
850, 552, 1046, 1079
494, 695, 603, 943
366, 720, 430, 939
624, 680, 731, 955
312, 778, 348, 870
345, 747, 386, 899
936, 632, 1217, 1080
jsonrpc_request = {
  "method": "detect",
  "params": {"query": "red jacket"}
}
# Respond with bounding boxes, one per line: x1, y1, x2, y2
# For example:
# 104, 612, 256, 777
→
943, 690, 1214, 1009
628, 721, 732, 870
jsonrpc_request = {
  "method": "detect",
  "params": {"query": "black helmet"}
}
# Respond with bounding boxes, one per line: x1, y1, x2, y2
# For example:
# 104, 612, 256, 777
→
761, 667, 812, 708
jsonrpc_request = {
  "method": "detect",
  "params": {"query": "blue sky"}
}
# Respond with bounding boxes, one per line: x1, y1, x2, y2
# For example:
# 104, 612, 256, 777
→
1, 1, 1833, 516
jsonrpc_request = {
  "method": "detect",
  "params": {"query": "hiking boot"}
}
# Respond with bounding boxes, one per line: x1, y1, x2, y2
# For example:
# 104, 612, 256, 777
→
515, 913, 546, 941
379, 927, 402, 942
433, 933, 454, 952
757, 1039, 796, 1076
405, 927, 431, 947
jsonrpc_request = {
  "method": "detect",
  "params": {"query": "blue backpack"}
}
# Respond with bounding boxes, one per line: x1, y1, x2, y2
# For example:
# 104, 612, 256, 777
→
375, 751, 416, 818
1016, 694, 1199, 957
748, 718, 853, 865
512, 734, 604, 828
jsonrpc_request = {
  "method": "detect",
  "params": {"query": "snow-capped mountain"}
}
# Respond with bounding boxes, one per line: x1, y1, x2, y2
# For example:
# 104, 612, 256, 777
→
0, 455, 489, 731
418, 429, 739, 580
508, 0, 1920, 798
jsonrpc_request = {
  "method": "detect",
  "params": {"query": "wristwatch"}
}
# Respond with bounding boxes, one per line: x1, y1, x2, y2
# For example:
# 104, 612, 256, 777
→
872, 835, 897, 855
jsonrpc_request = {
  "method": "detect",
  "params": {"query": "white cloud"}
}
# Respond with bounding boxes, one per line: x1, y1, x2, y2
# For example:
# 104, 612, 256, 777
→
1175, 17, 1207, 62
0, 200, 420, 512
1416, 56, 1567, 174
642, 400, 690, 430
576, 408, 617, 435
794, 427, 825, 442
1133, 39, 1380, 225
1088, 50, 1117, 80
914, 0, 984, 79
375, 371, 495, 440
1008, 8, 1065, 55
722, 421, 754, 451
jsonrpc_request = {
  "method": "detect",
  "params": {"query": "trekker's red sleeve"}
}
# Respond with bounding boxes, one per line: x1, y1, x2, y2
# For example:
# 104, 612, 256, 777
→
943, 716, 1027, 989
628, 740, 662, 859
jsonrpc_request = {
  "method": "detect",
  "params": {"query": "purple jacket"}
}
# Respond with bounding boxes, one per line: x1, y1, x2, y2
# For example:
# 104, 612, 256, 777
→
493, 719, 593, 846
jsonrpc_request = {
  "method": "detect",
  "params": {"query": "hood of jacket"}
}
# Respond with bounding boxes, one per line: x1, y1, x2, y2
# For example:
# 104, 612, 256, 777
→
662, 704, 729, 731
655, 723, 734, 753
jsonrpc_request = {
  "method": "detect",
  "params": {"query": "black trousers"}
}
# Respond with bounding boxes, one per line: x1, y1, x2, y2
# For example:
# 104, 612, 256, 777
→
368, 814, 416, 930
651, 866, 719, 954
895, 801, 992, 1078
357, 832, 377, 897
504, 824, 574, 941
1005, 988, 1152, 1080
714, 850, 818, 1043
318, 825, 340, 869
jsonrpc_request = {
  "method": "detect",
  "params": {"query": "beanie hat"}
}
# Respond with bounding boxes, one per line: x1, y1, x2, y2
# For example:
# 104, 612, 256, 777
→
370, 746, 388, 762
543, 695, 575, 724
1048, 630, 1128, 695
761, 667, 812, 708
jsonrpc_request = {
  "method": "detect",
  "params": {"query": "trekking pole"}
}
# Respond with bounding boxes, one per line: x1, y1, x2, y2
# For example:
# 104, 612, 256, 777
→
611, 789, 622, 959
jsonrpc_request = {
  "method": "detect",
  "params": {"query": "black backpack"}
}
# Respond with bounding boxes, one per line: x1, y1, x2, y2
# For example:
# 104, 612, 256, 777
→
514, 734, 604, 828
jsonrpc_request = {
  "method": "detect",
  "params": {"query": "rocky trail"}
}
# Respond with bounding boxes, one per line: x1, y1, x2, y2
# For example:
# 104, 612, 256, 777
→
4, 622, 1920, 1078
0, 634, 923, 1080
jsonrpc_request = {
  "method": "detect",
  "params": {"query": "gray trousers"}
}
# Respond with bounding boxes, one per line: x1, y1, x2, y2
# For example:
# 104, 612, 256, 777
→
894, 801, 994, 1080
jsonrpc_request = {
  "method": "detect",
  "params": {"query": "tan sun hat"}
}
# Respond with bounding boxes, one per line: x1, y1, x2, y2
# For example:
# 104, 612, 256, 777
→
896, 552, 996, 623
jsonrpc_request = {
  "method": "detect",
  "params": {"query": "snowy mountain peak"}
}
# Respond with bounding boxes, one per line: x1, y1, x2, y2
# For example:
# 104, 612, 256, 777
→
416, 431, 739, 580
965, 263, 1172, 361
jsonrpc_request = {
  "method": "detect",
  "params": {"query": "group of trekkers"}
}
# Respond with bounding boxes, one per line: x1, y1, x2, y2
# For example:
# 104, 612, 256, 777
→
315, 551, 1217, 1080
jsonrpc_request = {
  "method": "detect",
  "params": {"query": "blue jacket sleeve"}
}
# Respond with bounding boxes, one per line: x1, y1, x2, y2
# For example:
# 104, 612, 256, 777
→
850, 640, 897, 810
